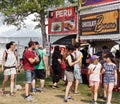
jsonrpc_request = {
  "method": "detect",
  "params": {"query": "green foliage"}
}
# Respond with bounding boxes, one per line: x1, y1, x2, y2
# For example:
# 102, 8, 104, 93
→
0, 0, 64, 46
0, 0, 64, 29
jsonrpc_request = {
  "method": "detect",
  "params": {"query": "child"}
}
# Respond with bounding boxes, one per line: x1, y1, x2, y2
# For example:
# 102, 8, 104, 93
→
102, 53, 117, 104
88, 55, 102, 104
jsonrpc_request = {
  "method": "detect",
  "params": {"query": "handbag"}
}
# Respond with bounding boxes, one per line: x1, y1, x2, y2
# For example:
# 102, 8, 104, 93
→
61, 61, 66, 70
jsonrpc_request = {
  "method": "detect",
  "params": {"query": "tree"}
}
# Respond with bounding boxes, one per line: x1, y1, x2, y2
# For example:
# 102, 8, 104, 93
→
0, 0, 63, 47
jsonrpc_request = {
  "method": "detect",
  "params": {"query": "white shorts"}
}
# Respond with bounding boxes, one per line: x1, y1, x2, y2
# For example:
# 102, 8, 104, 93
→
4, 68, 16, 76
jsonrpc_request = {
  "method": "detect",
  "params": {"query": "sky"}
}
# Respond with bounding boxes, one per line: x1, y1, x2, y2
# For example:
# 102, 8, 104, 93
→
0, 13, 42, 37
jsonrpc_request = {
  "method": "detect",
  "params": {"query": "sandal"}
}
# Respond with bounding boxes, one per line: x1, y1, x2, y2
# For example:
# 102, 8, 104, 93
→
0, 89, 5, 95
10, 92, 15, 96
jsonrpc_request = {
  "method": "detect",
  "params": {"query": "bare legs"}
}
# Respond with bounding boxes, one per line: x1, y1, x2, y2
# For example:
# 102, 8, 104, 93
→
90, 82, 99, 102
2, 74, 15, 94
104, 83, 114, 104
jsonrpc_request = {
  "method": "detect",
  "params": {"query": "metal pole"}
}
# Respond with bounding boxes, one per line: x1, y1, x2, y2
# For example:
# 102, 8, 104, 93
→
76, 0, 80, 42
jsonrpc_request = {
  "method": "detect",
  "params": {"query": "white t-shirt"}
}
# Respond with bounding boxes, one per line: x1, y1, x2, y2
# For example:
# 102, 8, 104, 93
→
88, 63, 102, 81
74, 50, 83, 69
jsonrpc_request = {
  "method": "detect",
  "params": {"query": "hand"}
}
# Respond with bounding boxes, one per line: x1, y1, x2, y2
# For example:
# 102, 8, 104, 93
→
1, 67, 4, 72
44, 67, 48, 72
114, 81, 117, 86
90, 70, 93, 74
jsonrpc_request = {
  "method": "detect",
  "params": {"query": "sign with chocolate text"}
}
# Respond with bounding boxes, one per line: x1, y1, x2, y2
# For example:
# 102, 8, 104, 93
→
80, 10, 119, 36
48, 6, 78, 35
81, 0, 118, 7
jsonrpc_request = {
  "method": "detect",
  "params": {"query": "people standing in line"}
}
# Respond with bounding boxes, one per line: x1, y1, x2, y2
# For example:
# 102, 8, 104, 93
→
102, 53, 117, 104
64, 45, 81, 102
1, 41, 18, 96
88, 55, 102, 104
23, 41, 38, 101
73, 42, 83, 94
34, 41, 48, 93
52, 46, 62, 88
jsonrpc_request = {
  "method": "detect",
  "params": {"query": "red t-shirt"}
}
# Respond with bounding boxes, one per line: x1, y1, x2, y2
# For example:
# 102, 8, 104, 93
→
23, 49, 35, 70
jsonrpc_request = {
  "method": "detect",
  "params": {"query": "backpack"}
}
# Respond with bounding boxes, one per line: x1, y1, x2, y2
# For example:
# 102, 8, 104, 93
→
65, 54, 75, 72
34, 49, 41, 65
4, 50, 17, 61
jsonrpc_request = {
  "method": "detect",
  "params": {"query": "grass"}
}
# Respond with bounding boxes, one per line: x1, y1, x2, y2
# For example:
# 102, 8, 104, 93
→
0, 70, 120, 104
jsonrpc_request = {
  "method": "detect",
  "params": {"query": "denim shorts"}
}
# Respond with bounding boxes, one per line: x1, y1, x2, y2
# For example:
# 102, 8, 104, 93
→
74, 68, 83, 83
25, 70, 35, 83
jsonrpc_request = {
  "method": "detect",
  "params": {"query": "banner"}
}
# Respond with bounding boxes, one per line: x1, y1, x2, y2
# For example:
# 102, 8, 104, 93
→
80, 10, 119, 36
81, 0, 118, 7
48, 6, 78, 35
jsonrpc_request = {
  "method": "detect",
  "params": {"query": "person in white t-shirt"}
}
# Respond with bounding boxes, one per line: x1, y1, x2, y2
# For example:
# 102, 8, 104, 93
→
88, 55, 102, 104
73, 42, 83, 94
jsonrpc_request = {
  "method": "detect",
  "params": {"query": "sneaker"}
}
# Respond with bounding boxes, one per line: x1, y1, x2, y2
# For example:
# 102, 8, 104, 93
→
25, 96, 32, 102
28, 95, 32, 99
90, 99, 94, 104
64, 97, 68, 102
52, 85, 59, 89
106, 102, 111, 104
32, 88, 37, 92
74, 92, 80, 95
93, 101, 98, 104
67, 96, 72, 99
40, 88, 45, 93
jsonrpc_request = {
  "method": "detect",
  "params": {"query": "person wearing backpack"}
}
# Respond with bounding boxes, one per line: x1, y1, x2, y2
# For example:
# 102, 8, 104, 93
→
34, 41, 48, 93
64, 45, 81, 102
23, 41, 38, 101
1, 41, 18, 96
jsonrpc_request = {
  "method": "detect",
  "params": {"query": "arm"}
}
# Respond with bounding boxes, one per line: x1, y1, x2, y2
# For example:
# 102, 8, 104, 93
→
1, 51, 6, 72
58, 59, 62, 64
25, 50, 37, 64
114, 70, 118, 86
43, 55, 48, 70
67, 55, 80, 66
79, 54, 83, 68
28, 57, 37, 64
87, 68, 92, 75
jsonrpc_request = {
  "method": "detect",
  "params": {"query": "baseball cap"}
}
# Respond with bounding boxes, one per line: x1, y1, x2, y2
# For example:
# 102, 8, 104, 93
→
91, 55, 99, 60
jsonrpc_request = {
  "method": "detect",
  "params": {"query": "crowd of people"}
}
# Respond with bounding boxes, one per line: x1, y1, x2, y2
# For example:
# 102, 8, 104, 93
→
0, 41, 119, 104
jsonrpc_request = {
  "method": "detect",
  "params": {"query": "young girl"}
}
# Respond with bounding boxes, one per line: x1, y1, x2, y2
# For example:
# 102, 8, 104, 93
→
102, 53, 117, 104
88, 55, 102, 104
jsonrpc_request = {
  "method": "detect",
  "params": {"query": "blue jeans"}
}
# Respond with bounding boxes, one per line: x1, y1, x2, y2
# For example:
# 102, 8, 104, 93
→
25, 70, 35, 83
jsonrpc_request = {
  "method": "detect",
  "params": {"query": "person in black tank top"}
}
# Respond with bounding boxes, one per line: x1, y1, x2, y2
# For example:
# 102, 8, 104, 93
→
64, 45, 81, 102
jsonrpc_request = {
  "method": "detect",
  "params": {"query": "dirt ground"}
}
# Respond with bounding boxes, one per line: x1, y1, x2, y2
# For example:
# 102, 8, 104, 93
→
0, 86, 88, 104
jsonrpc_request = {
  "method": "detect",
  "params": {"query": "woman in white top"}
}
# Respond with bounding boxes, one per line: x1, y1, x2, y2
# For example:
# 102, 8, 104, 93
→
1, 41, 18, 96
88, 55, 102, 104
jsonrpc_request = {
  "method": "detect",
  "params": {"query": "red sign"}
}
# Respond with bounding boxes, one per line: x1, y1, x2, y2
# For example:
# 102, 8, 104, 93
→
48, 6, 78, 35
